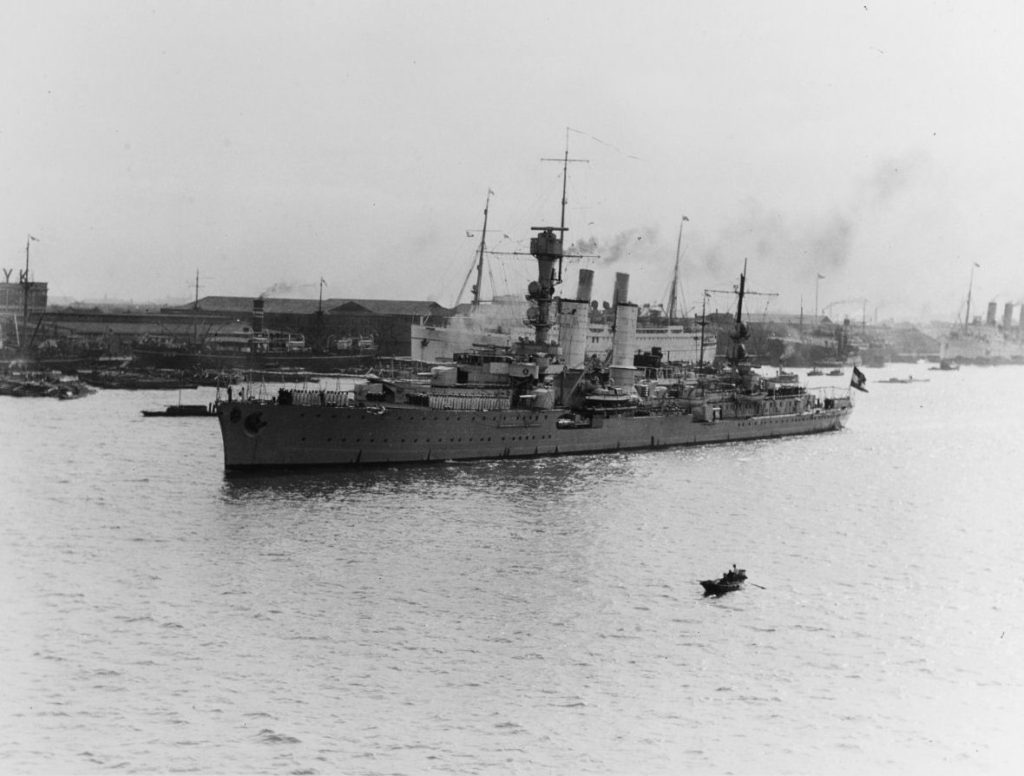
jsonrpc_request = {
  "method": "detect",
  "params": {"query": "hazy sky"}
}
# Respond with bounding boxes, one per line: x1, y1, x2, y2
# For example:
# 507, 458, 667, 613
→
3, 0, 1023, 321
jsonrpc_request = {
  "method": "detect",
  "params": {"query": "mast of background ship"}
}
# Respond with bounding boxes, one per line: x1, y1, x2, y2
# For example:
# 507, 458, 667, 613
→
314, 275, 326, 350
192, 269, 200, 347
697, 291, 709, 371
18, 235, 40, 352
452, 189, 493, 308
964, 262, 979, 332
667, 215, 688, 324
472, 190, 491, 306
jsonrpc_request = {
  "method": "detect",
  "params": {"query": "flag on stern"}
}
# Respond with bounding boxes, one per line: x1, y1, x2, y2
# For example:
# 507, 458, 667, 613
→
850, 366, 868, 392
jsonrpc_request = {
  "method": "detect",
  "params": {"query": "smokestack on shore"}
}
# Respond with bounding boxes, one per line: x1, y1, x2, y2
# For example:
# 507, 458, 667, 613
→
987, 301, 997, 325
1003, 302, 1014, 329
253, 298, 265, 333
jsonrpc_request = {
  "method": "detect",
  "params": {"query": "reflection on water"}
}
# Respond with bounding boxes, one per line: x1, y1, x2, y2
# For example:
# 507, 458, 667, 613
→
220, 463, 441, 500
218, 452, 652, 503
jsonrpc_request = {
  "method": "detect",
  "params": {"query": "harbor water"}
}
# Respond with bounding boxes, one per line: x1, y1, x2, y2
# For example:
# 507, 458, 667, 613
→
2, 365, 1023, 775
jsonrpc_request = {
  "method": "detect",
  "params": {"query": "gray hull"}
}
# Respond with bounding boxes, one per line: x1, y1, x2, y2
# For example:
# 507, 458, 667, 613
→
217, 401, 852, 469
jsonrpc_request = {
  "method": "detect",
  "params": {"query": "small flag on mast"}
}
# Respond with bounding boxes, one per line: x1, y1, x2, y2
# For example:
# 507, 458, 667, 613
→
850, 366, 868, 392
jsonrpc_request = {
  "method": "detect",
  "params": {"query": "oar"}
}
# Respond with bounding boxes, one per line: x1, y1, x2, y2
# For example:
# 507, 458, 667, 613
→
749, 582, 767, 590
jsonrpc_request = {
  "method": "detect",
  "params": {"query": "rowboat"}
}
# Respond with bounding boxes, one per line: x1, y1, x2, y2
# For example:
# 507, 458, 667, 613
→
700, 566, 747, 596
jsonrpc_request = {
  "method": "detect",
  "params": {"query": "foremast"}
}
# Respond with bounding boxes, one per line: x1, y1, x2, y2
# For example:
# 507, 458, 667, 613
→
523, 135, 581, 354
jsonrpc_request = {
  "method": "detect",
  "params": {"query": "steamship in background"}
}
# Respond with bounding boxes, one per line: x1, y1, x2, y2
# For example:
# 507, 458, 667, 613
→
936, 263, 1024, 365
940, 299, 1024, 366
411, 204, 715, 366
411, 268, 714, 366
217, 150, 857, 470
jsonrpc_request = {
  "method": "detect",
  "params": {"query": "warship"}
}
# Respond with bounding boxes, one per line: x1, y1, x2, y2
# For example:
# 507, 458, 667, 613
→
217, 157, 857, 470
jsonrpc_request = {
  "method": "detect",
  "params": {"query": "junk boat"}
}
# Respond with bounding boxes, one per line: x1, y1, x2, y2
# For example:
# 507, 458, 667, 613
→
700, 565, 747, 596
217, 155, 856, 470
0, 373, 96, 399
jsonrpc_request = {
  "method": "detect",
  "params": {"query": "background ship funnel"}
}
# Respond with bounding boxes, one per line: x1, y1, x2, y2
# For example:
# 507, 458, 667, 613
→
613, 272, 630, 307
576, 268, 594, 302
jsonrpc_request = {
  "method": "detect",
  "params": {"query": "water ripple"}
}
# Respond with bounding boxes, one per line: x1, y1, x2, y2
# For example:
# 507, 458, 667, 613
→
4, 371, 1024, 774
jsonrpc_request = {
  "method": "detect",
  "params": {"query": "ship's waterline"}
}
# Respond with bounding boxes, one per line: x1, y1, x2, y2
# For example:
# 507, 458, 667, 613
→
219, 399, 852, 468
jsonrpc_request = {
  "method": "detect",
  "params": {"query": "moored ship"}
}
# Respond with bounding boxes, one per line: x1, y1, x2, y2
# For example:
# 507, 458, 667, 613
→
939, 301, 1024, 365
410, 283, 713, 365
939, 266, 1024, 365
217, 156, 857, 470
411, 207, 713, 365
